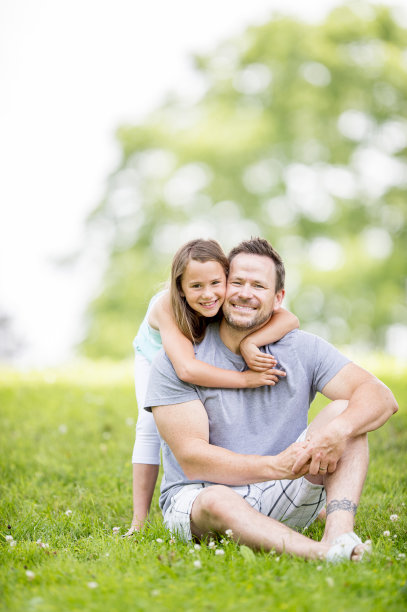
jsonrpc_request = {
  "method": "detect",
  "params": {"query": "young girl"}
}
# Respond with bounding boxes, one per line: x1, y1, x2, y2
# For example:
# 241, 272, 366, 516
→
125, 239, 299, 536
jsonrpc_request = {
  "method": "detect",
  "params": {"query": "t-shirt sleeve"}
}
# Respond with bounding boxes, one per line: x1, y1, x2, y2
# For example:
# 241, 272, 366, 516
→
143, 348, 199, 412
311, 334, 351, 393
294, 331, 351, 395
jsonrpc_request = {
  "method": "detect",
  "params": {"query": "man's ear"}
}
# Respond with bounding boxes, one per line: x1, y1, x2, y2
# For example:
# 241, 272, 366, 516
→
273, 289, 285, 311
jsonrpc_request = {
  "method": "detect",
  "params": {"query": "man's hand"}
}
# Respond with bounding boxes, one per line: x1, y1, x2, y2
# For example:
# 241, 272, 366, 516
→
291, 423, 347, 475
272, 442, 311, 480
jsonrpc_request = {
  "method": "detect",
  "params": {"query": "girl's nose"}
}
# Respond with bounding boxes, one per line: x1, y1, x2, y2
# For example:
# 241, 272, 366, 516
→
201, 286, 213, 298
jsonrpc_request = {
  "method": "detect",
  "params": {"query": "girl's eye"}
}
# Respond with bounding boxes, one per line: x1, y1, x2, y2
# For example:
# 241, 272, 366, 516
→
212, 280, 220, 285
191, 284, 201, 289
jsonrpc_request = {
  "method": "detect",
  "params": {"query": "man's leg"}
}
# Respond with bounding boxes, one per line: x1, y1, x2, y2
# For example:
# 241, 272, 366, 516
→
191, 485, 330, 560
191, 399, 369, 561
306, 400, 369, 555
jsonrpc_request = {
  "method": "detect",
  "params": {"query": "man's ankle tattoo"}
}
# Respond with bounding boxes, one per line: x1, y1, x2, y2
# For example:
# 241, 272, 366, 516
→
326, 498, 358, 517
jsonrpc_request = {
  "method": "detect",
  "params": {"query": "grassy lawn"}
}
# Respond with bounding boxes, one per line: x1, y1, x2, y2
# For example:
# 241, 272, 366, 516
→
0, 358, 406, 612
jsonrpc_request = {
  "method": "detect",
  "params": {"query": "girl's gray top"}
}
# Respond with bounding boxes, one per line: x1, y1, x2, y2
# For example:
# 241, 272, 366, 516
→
144, 324, 350, 514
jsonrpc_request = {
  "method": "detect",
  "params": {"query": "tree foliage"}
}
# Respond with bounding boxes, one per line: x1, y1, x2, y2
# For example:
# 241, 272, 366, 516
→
83, 4, 407, 359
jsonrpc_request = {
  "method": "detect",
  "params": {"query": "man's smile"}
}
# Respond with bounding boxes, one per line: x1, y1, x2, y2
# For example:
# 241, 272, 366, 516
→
230, 302, 257, 312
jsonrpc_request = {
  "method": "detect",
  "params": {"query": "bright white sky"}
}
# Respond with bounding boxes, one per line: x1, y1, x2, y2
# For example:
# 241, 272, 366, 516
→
0, 0, 404, 367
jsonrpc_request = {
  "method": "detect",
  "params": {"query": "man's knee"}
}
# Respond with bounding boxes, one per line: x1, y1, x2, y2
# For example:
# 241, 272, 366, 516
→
308, 399, 348, 434
192, 485, 237, 524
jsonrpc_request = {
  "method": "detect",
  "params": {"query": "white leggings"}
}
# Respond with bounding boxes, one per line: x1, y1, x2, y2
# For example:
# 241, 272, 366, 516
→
131, 352, 161, 465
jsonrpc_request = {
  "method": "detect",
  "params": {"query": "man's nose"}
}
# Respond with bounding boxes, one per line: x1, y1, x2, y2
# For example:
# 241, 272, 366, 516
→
237, 283, 253, 299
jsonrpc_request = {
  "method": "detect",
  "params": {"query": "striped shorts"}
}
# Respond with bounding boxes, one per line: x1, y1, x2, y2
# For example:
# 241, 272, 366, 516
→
163, 429, 326, 541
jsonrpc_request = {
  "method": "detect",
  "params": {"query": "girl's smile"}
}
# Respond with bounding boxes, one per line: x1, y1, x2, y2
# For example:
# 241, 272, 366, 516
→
181, 259, 226, 318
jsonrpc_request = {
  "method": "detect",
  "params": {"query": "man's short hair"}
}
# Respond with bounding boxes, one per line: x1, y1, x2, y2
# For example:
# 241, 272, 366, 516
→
228, 237, 285, 292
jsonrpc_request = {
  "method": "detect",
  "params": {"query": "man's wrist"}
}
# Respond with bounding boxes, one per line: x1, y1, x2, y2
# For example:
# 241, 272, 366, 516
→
327, 415, 353, 441
263, 454, 281, 481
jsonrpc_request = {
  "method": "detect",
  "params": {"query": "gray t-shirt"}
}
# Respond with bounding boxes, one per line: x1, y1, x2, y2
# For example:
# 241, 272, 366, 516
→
144, 324, 350, 513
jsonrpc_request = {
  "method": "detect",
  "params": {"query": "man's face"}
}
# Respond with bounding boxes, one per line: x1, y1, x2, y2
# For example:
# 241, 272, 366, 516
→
222, 253, 284, 331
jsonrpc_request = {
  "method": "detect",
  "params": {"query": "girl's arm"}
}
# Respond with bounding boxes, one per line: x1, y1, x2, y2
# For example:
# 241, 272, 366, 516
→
240, 308, 299, 372
150, 294, 285, 389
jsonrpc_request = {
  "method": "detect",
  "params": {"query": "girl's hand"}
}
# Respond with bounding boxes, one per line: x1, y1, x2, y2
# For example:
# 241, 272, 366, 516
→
240, 340, 277, 372
244, 367, 286, 388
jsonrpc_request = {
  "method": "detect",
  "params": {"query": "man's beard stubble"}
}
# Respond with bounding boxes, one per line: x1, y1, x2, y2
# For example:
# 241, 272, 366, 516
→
222, 307, 272, 331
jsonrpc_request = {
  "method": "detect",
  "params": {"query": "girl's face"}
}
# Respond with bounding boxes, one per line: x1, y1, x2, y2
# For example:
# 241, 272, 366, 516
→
181, 259, 226, 318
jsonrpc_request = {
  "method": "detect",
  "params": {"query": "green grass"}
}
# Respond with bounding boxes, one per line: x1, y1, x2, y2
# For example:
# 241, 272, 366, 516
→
0, 358, 406, 612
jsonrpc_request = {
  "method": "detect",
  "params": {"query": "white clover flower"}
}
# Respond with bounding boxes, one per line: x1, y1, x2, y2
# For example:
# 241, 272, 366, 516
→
326, 577, 334, 588
383, 530, 391, 537
65, 510, 72, 517
225, 529, 233, 537
194, 544, 201, 551
397, 553, 406, 559
169, 538, 176, 544
112, 527, 120, 534
156, 538, 164, 543
208, 540, 216, 549
390, 514, 399, 522
215, 549, 225, 556
151, 590, 160, 597
26, 570, 35, 580
10, 540, 16, 547
87, 582, 98, 589
5, 535, 14, 542
105, 553, 110, 557
316, 565, 323, 571
58, 424, 68, 434
193, 560, 202, 568
189, 548, 195, 554
393, 534, 398, 539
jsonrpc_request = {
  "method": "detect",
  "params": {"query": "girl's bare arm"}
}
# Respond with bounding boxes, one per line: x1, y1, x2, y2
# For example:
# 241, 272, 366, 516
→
150, 294, 284, 388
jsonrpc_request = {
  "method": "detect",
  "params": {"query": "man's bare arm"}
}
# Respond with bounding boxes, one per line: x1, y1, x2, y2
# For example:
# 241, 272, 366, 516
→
152, 400, 308, 484
292, 362, 398, 474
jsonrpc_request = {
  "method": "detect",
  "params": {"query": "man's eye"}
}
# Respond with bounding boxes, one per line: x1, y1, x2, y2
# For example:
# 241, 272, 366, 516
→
231, 281, 241, 286
254, 284, 264, 289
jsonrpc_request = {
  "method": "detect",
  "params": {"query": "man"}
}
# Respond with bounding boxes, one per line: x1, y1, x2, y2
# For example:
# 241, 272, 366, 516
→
145, 238, 397, 561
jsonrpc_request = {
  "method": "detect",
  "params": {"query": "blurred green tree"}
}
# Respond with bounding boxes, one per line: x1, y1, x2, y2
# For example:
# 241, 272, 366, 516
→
83, 4, 407, 359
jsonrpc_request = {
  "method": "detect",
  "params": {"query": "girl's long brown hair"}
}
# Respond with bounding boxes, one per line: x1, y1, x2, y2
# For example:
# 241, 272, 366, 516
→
170, 239, 229, 343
